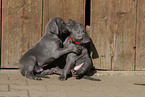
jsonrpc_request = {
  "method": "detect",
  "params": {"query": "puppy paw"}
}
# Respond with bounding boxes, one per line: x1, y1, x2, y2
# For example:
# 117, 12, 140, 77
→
26, 75, 42, 80
34, 77, 42, 80
72, 45, 82, 54
68, 44, 82, 54
30, 76, 42, 80
58, 76, 67, 81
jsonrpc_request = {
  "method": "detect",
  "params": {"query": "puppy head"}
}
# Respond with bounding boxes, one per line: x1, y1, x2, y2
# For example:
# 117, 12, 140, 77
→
67, 19, 90, 43
56, 18, 68, 35
46, 17, 68, 35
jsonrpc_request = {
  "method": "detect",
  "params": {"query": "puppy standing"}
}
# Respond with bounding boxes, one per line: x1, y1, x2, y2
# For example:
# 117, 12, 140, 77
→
19, 18, 81, 80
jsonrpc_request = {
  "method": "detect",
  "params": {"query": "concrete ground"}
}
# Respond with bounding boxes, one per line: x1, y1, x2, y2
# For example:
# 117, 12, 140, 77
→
0, 70, 145, 97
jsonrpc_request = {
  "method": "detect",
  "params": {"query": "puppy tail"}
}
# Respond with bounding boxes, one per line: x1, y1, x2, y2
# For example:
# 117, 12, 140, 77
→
36, 74, 50, 79
80, 75, 101, 81
134, 83, 145, 86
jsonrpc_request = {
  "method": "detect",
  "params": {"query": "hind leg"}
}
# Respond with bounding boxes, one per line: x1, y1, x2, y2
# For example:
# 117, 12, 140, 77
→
25, 71, 42, 80
21, 56, 42, 80
40, 67, 63, 76
75, 59, 91, 79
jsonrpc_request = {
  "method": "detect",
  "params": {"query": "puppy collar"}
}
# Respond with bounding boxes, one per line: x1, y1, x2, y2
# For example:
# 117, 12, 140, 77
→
69, 37, 82, 45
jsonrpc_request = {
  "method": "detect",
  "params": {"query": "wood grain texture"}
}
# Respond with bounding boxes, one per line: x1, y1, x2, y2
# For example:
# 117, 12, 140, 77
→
48, 0, 63, 19
0, 0, 1, 61
91, 0, 111, 70
43, 0, 85, 35
1, 0, 85, 68
2, 0, 42, 68
43, 0, 49, 35
136, 0, 145, 70
62, 0, 85, 24
2, 0, 144, 70
110, 0, 136, 70
91, 0, 136, 70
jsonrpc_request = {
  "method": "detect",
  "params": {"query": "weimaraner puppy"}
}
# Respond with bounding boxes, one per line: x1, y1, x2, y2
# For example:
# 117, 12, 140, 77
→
19, 17, 82, 80
58, 19, 93, 81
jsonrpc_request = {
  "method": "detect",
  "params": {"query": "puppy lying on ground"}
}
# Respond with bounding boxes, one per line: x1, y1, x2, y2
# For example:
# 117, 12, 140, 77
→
57, 19, 99, 81
19, 18, 81, 80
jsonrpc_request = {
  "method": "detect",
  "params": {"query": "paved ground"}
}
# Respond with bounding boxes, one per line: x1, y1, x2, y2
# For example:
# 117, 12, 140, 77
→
0, 70, 145, 97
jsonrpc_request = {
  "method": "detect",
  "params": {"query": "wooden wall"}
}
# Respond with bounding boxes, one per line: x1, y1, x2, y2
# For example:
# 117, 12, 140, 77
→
1, 0, 145, 71
43, 0, 85, 35
136, 0, 145, 70
2, 0, 42, 68
90, 0, 137, 70
1, 0, 85, 68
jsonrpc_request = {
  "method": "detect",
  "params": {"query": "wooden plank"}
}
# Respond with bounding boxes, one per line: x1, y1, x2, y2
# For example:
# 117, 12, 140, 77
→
43, 0, 49, 35
110, 0, 136, 70
2, 0, 42, 68
136, 0, 145, 70
91, 0, 111, 70
43, 0, 64, 35
91, 0, 136, 70
43, 0, 85, 35
0, 0, 1, 67
62, 0, 85, 25
47, 0, 63, 21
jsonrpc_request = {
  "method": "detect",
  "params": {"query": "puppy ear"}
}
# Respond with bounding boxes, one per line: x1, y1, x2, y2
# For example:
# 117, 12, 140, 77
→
45, 21, 59, 35
82, 29, 91, 43
66, 24, 72, 32
68, 19, 76, 26
67, 19, 76, 32
52, 22, 59, 34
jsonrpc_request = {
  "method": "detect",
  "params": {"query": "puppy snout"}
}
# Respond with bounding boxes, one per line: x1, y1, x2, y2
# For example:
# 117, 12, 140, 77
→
77, 36, 83, 40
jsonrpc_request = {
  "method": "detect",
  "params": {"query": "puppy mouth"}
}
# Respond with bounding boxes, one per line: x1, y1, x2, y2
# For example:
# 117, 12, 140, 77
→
70, 35, 83, 42
76, 37, 83, 41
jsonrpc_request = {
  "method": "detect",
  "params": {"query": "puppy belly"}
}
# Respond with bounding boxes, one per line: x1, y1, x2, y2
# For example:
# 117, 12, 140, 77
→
74, 63, 84, 71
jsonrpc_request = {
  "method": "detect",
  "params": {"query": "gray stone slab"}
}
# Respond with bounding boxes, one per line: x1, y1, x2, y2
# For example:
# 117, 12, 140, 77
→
0, 85, 9, 92
0, 70, 145, 97
0, 91, 28, 97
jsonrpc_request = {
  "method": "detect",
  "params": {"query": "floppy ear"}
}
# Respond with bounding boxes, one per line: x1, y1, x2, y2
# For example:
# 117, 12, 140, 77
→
82, 29, 91, 43
68, 19, 76, 26
45, 21, 59, 35
67, 19, 77, 32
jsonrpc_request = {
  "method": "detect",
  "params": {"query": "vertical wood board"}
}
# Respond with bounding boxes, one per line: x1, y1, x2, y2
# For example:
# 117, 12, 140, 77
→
91, 0, 112, 70
0, 0, 1, 66
136, 0, 145, 70
62, 0, 85, 24
43, 0, 85, 35
2, 0, 42, 68
110, 0, 136, 70
91, 0, 136, 70
43, 0, 49, 35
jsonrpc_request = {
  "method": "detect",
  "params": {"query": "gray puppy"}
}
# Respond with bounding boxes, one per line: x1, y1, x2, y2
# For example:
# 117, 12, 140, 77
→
58, 19, 92, 81
19, 18, 81, 80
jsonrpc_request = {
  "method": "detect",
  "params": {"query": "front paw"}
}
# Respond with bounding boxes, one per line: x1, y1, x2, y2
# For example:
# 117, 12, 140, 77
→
34, 77, 42, 80
72, 45, 82, 55
58, 75, 67, 81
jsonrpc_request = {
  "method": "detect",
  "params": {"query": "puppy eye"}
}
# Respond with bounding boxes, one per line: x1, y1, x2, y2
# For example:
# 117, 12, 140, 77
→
82, 30, 85, 33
